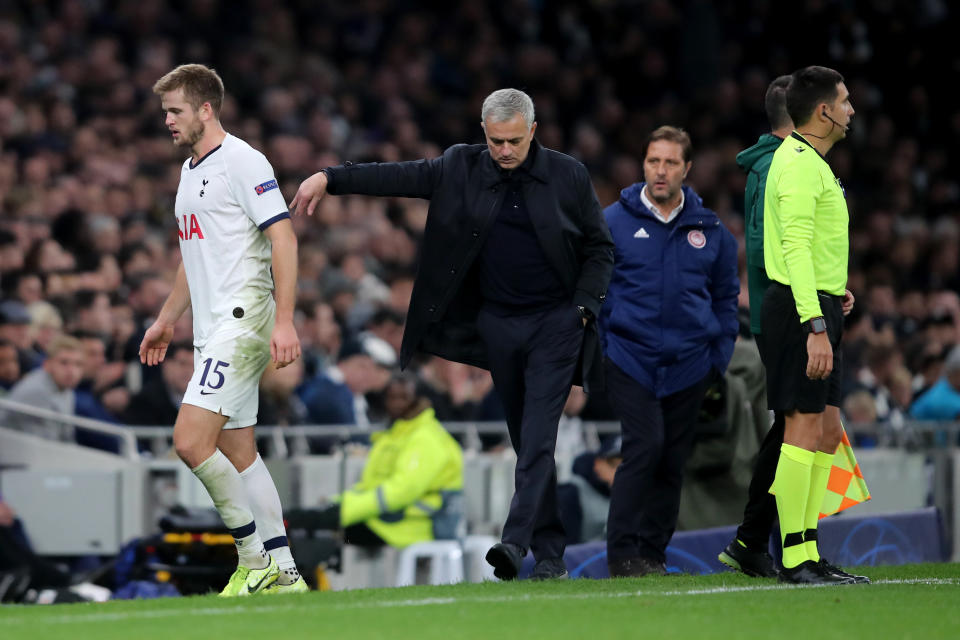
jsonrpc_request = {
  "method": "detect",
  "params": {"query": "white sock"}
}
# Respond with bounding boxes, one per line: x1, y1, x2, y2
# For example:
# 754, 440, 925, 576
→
191, 449, 268, 569
240, 454, 300, 584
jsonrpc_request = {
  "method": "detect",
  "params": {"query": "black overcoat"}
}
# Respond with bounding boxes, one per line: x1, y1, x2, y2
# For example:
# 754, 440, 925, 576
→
324, 140, 614, 391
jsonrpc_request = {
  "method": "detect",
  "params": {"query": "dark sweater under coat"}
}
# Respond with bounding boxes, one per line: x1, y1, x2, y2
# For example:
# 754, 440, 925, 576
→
478, 145, 567, 314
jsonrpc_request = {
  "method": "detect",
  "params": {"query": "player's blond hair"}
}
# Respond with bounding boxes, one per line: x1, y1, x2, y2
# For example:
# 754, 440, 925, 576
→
153, 64, 225, 117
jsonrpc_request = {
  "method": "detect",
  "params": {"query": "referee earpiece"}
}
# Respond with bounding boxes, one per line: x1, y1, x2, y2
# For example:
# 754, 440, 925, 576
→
821, 107, 848, 132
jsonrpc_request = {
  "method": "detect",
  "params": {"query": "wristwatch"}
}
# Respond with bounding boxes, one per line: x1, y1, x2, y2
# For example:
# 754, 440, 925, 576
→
576, 305, 593, 321
804, 316, 827, 334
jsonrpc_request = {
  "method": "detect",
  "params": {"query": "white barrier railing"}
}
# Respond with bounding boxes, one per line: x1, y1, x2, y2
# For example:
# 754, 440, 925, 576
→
3, 391, 960, 461
123, 420, 621, 458
0, 397, 140, 460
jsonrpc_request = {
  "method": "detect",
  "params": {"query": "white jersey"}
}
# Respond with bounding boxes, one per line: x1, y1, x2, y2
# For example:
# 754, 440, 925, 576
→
174, 133, 288, 347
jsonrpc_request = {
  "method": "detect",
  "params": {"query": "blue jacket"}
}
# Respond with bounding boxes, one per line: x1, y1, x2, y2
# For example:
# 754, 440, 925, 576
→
599, 183, 740, 398
298, 373, 355, 425
910, 378, 960, 420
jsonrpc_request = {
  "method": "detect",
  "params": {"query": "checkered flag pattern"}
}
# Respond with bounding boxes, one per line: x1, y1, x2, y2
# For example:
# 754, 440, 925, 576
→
819, 426, 871, 519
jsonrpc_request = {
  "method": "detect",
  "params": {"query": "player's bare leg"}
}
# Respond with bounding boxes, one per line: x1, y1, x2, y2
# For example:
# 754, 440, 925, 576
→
174, 404, 278, 595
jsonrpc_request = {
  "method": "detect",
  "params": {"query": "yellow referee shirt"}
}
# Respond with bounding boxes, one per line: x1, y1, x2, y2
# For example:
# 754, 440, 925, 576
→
763, 132, 849, 323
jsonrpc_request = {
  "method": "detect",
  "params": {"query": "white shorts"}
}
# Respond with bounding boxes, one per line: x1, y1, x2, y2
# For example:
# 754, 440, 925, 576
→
182, 315, 274, 430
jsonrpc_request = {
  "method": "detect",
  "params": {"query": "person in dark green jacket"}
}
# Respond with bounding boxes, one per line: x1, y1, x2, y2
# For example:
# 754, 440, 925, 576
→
739, 75, 793, 338
718, 76, 793, 579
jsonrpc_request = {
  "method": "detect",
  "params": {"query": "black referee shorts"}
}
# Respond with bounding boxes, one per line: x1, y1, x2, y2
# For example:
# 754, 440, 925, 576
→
762, 282, 843, 413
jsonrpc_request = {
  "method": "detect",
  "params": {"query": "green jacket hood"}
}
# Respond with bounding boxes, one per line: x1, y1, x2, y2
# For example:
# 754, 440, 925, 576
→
736, 134, 783, 173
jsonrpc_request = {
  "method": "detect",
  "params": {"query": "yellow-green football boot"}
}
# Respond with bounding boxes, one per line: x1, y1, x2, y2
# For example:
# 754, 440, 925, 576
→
264, 576, 309, 594
219, 555, 279, 597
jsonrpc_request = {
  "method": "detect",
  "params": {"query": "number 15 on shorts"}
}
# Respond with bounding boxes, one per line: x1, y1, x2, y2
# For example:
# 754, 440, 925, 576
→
199, 357, 229, 395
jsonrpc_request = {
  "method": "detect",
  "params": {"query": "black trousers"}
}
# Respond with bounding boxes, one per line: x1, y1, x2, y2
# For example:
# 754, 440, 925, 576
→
605, 360, 711, 564
735, 330, 784, 552
736, 410, 784, 550
763, 283, 844, 412
476, 303, 584, 562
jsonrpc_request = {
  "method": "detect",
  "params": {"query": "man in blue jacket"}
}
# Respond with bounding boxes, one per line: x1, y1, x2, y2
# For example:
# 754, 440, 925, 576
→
600, 126, 740, 577
910, 345, 960, 420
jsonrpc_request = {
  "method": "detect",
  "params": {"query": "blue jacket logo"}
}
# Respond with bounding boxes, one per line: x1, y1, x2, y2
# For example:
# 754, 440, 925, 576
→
687, 230, 706, 249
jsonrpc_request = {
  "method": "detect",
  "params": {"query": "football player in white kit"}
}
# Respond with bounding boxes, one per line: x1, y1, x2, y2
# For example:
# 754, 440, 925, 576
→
141, 64, 306, 595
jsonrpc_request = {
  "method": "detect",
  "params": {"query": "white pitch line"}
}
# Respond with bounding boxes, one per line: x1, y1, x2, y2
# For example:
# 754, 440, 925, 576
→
673, 578, 959, 596
2, 578, 956, 627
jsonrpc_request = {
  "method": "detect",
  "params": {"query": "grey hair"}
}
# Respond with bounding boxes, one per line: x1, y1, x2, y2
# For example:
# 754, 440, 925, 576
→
481, 89, 535, 129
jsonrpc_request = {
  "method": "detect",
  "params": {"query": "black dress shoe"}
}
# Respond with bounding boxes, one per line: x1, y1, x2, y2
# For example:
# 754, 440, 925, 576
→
819, 559, 870, 584
718, 540, 779, 578
485, 543, 524, 581
530, 558, 568, 581
779, 560, 855, 585
608, 556, 667, 578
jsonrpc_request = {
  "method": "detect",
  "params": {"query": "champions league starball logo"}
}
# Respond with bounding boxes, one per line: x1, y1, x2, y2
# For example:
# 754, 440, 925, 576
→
255, 179, 278, 195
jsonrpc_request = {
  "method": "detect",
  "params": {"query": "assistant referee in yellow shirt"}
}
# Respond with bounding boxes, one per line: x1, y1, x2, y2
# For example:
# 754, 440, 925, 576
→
763, 66, 868, 585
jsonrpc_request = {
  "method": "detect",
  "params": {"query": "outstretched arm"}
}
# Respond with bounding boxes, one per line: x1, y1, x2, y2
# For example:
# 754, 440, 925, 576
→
290, 155, 445, 216
289, 170, 329, 217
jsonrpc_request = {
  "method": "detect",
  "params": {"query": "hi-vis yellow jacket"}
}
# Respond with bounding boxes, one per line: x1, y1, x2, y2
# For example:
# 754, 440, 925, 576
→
339, 408, 464, 548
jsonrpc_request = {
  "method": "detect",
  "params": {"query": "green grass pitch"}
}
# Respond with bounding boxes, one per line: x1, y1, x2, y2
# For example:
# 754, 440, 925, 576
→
2, 564, 958, 640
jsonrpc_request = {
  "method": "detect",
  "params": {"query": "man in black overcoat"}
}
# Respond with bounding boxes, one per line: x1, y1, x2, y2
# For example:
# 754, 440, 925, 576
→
291, 88, 614, 580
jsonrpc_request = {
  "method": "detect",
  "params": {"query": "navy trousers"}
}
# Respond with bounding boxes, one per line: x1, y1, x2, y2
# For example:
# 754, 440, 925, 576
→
605, 359, 712, 563
476, 303, 584, 562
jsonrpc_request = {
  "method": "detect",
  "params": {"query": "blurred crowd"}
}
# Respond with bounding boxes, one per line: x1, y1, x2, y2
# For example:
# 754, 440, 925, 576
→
1, 1, 958, 452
